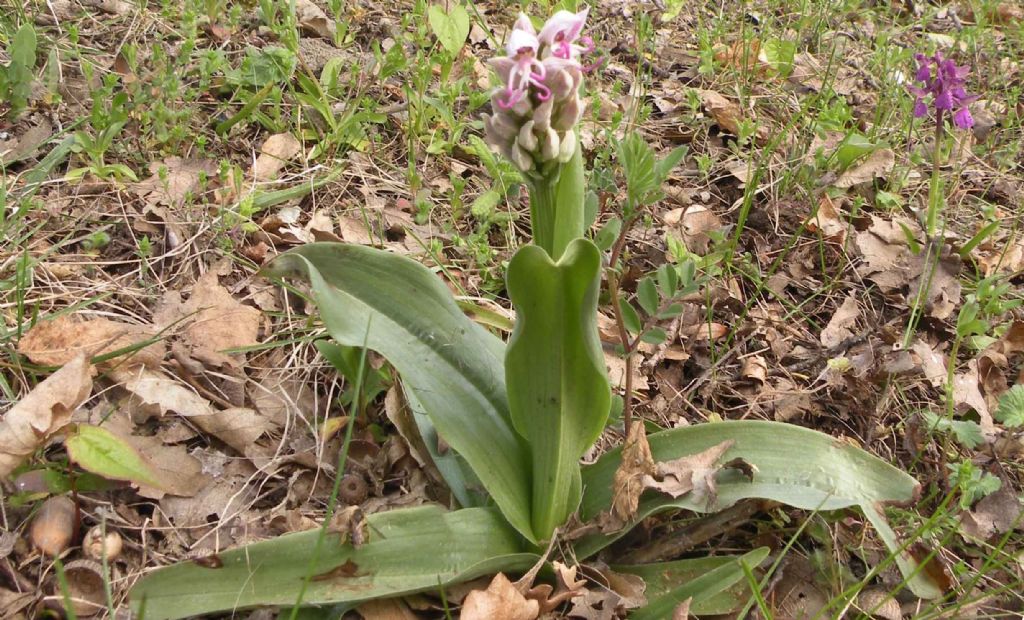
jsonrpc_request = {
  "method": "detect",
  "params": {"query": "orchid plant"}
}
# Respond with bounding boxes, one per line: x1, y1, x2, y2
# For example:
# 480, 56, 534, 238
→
130, 8, 941, 618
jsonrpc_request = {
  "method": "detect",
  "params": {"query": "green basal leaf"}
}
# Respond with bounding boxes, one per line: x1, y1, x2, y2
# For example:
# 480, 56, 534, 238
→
265, 243, 535, 541
624, 548, 769, 619
577, 420, 941, 599
65, 424, 165, 490
129, 506, 535, 620
505, 239, 611, 539
995, 384, 1024, 427
594, 216, 622, 251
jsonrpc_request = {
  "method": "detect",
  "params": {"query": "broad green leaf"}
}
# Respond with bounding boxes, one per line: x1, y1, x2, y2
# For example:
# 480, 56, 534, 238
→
995, 384, 1024, 427
594, 216, 622, 251
834, 133, 877, 170
576, 420, 941, 599
623, 548, 769, 619
618, 296, 642, 334
129, 506, 535, 619
427, 4, 470, 56
637, 276, 659, 315
65, 425, 164, 489
470, 188, 502, 222
265, 243, 535, 541
12, 24, 38, 70
505, 239, 611, 539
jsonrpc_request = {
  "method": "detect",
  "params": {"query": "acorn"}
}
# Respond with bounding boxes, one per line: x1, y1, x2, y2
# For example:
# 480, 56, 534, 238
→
83, 526, 123, 561
338, 474, 368, 505
29, 496, 77, 557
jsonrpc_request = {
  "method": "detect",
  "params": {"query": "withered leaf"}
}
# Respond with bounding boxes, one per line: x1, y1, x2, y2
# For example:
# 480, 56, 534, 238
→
641, 440, 736, 508
599, 421, 656, 532
461, 573, 540, 620
18, 314, 165, 369
0, 353, 92, 477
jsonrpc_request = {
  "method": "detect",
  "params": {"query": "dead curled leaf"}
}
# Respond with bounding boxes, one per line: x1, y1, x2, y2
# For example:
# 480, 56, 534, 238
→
460, 573, 540, 620
820, 295, 860, 348
110, 366, 270, 454
600, 421, 656, 532
959, 485, 1023, 540
154, 271, 261, 364
18, 314, 165, 369
0, 353, 93, 477
833, 147, 894, 188
641, 440, 736, 507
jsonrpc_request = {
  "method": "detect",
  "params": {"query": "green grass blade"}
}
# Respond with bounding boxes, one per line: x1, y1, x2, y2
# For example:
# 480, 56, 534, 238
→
264, 243, 535, 541
129, 506, 535, 619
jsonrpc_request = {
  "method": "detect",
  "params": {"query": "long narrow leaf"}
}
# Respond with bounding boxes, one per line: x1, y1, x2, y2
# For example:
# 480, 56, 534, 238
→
129, 506, 534, 619
626, 548, 769, 620
613, 554, 766, 616
265, 243, 535, 541
505, 239, 610, 538
576, 421, 940, 598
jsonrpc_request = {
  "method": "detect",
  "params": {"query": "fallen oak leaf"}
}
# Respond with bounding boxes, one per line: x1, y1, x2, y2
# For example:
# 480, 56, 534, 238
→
641, 440, 736, 508
252, 132, 303, 181
0, 352, 93, 478
461, 573, 540, 620
18, 314, 165, 369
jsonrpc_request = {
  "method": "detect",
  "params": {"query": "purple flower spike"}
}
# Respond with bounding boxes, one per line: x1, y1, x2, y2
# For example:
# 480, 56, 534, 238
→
909, 52, 977, 129
484, 7, 593, 172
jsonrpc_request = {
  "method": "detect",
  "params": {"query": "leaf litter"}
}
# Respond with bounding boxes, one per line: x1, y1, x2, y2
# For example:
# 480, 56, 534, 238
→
3, 0, 1024, 616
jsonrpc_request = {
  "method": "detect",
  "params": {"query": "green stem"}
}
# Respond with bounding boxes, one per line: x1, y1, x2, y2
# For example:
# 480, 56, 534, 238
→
526, 147, 586, 260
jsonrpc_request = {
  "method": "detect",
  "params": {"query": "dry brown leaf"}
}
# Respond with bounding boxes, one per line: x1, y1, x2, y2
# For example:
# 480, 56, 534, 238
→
911, 340, 948, 389
134, 157, 218, 206
806, 194, 847, 245
111, 366, 270, 453
834, 148, 894, 188
568, 588, 622, 620
697, 90, 769, 143
155, 271, 261, 362
664, 205, 722, 254
598, 422, 656, 532
460, 573, 540, 620
295, 0, 336, 39
0, 119, 52, 164
0, 353, 92, 477
18, 314, 165, 369
641, 440, 735, 507
820, 295, 860, 348
959, 485, 1023, 540
740, 355, 768, 384
76, 409, 208, 499
159, 458, 257, 534
952, 360, 996, 439
604, 352, 649, 392
976, 236, 1024, 276
357, 598, 419, 620
252, 132, 303, 181
600, 566, 647, 609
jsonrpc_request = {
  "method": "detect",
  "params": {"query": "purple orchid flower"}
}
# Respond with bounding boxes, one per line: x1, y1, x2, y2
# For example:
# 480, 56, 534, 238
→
538, 8, 594, 61
908, 52, 978, 129
483, 8, 594, 172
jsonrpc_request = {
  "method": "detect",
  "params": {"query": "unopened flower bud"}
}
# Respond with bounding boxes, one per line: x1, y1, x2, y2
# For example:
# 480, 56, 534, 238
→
553, 95, 583, 132
512, 144, 534, 172
557, 129, 576, 163
540, 127, 560, 161
518, 120, 539, 151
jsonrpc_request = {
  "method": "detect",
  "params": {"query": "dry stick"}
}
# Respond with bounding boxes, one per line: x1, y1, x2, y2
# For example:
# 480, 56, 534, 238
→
619, 499, 776, 564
